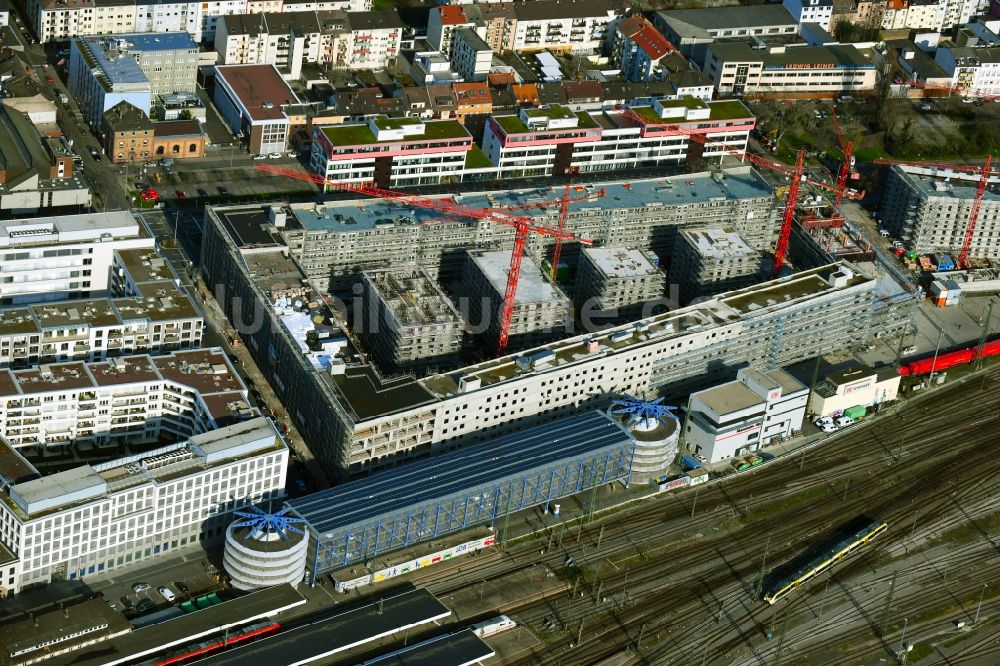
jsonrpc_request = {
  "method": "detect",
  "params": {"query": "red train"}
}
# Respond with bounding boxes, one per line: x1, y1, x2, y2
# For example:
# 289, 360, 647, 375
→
153, 622, 281, 665
898, 339, 1000, 376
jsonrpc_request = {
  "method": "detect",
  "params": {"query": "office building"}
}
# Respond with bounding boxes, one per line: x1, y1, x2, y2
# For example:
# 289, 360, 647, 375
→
0, 417, 287, 594
463, 250, 571, 353
653, 6, 798, 61
69, 33, 198, 128
574, 247, 665, 321
669, 227, 761, 304
311, 115, 473, 187
685, 367, 808, 463
0, 211, 154, 305
358, 268, 464, 375
213, 64, 298, 156
809, 364, 901, 417
704, 42, 878, 95
881, 164, 1000, 258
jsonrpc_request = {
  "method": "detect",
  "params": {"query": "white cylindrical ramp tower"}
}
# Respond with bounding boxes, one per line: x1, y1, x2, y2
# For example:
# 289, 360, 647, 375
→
609, 396, 680, 484
223, 505, 309, 591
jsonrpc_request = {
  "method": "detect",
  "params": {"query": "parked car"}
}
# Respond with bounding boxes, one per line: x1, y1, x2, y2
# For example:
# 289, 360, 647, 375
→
176, 190, 186, 199
819, 422, 838, 433
158, 586, 176, 602
120, 596, 134, 610
919, 102, 932, 111
136, 599, 156, 613
295, 478, 308, 492
835, 416, 855, 428
196, 188, 208, 197
878, 228, 891, 237
132, 582, 150, 593
45, 76, 53, 84
268, 152, 282, 160
174, 581, 190, 594
217, 186, 229, 195
902, 345, 917, 355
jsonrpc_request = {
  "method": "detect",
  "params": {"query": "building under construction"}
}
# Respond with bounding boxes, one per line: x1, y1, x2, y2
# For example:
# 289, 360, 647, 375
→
358, 268, 464, 375
256, 167, 779, 292
881, 164, 1000, 258
574, 247, 666, 322
463, 250, 572, 353
669, 227, 761, 304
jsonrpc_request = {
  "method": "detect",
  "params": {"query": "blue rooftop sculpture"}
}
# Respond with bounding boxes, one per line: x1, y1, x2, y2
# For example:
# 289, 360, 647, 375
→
232, 505, 306, 541
610, 395, 678, 424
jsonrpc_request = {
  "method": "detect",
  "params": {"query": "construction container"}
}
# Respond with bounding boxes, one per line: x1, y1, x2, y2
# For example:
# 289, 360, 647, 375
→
680, 455, 701, 471
843, 405, 867, 420
937, 255, 957, 271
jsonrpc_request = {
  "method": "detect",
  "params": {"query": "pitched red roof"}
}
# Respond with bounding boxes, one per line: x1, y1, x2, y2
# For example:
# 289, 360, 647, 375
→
618, 16, 673, 61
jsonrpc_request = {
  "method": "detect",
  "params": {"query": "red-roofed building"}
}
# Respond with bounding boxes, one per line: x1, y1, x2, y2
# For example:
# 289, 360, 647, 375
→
428, 5, 477, 54
613, 16, 676, 82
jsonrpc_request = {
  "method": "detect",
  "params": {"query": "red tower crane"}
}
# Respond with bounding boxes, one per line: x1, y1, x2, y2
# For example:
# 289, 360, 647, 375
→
874, 157, 995, 268
830, 107, 855, 208
254, 165, 591, 353
617, 106, 850, 277
549, 166, 581, 282
504, 186, 604, 213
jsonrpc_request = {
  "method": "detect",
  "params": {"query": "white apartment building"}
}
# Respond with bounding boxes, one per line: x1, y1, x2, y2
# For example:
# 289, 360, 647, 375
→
511, 0, 623, 53
685, 367, 808, 463
482, 98, 754, 179
935, 44, 1000, 96
427, 4, 477, 53
882, 0, 942, 31
198, 0, 248, 43
133, 0, 203, 41
704, 43, 878, 96
0, 347, 250, 451
782, 0, 833, 30
0, 211, 153, 305
940, 0, 990, 30
0, 417, 287, 593
451, 27, 493, 82
29, 0, 137, 45
215, 9, 402, 73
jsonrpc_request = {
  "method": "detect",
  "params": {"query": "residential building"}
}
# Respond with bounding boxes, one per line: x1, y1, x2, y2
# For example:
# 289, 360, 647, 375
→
475, 2, 516, 52
202, 206, 882, 477
132, 0, 202, 40
462, 249, 572, 353
941, 0, 991, 30
0, 417, 287, 594
573, 247, 666, 322
0, 1, 9, 28
198, 0, 250, 43
427, 4, 476, 54
214, 64, 298, 156
0, 347, 251, 456
0, 106, 90, 215
28, 0, 137, 45
310, 115, 473, 187
685, 367, 808, 463
653, 6, 798, 61
0, 210, 153, 305
704, 42, 878, 95
831, 0, 883, 33
214, 10, 402, 73
881, 0, 942, 30
934, 44, 1000, 96
0, 247, 204, 367
511, 0, 623, 53
358, 268, 464, 375
482, 98, 755, 178
452, 82, 493, 132
669, 227, 762, 304
881, 164, 1000, 258
613, 15, 674, 82
451, 27, 492, 82
809, 364, 900, 417
783, 0, 834, 30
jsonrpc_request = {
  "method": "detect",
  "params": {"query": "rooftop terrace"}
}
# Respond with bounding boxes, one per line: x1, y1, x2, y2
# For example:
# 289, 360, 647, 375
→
320, 119, 470, 147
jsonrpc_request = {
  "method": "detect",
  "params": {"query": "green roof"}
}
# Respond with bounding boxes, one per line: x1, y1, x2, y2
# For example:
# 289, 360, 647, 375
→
523, 103, 576, 121
465, 145, 494, 169
656, 97, 708, 111
372, 116, 422, 130
707, 100, 753, 120
493, 109, 600, 135
321, 119, 470, 147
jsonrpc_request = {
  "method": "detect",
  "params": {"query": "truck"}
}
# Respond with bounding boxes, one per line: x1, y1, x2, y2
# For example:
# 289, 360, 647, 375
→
680, 455, 701, 471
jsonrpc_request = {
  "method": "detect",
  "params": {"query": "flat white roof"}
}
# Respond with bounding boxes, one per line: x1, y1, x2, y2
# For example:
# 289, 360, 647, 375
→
583, 247, 660, 278
0, 211, 141, 248
468, 250, 568, 305
682, 227, 756, 260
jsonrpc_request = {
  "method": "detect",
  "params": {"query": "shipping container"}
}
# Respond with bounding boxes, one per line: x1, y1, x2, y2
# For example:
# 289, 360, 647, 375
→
686, 469, 709, 485
680, 455, 701, 471
843, 405, 867, 420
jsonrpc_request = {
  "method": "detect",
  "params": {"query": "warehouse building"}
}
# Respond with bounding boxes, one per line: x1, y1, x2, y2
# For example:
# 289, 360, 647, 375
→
809, 364, 901, 417
685, 367, 808, 463
0, 417, 287, 594
881, 164, 1000, 258
202, 206, 882, 477
669, 227, 762, 304
0, 211, 154, 305
463, 250, 572, 353
216, 167, 779, 293
574, 247, 666, 323
358, 268, 464, 376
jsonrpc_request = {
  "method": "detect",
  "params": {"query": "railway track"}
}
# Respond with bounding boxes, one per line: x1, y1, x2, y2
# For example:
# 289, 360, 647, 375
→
479, 367, 1000, 665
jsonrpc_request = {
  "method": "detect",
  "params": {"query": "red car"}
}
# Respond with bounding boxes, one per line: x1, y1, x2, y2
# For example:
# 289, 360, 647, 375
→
140, 188, 159, 202
176, 190, 186, 199
46, 76, 53, 84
